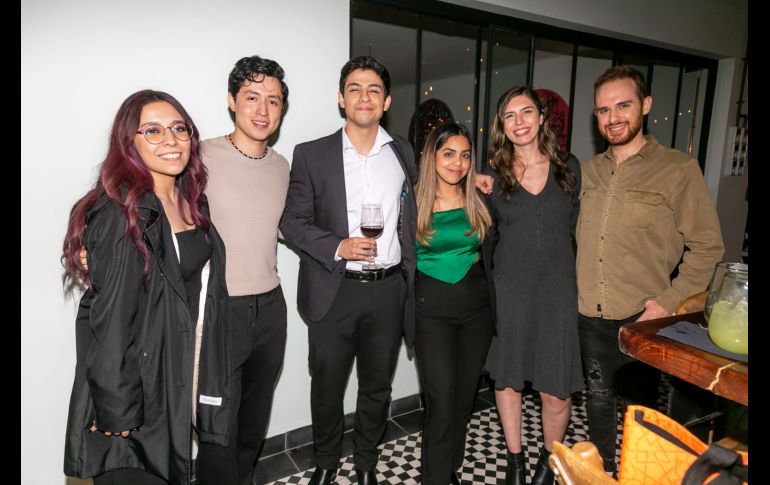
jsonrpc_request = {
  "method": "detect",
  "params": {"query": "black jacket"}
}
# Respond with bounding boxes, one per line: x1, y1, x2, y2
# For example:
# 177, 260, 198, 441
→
63, 190, 232, 484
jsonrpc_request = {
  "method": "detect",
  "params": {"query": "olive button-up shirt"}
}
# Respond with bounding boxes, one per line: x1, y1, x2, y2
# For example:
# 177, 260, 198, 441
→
576, 135, 724, 319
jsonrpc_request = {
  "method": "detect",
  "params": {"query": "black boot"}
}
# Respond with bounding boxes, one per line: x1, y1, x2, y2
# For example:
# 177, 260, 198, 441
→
309, 466, 337, 485
450, 470, 461, 485
504, 451, 525, 485
531, 447, 554, 485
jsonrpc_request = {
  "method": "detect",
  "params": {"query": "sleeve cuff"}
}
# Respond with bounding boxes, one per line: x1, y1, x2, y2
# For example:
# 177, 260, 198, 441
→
656, 289, 683, 315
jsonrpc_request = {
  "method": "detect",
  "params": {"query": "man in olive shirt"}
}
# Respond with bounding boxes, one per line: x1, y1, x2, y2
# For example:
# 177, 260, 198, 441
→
575, 65, 724, 474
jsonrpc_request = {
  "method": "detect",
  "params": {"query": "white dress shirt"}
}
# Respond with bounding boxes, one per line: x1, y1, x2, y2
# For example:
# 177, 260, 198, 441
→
335, 124, 405, 271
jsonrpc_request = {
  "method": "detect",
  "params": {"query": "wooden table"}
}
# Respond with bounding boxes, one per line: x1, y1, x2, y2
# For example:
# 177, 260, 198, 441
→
618, 312, 748, 407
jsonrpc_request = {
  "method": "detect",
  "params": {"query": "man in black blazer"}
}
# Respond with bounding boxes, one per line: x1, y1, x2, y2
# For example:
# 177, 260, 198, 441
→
280, 56, 416, 485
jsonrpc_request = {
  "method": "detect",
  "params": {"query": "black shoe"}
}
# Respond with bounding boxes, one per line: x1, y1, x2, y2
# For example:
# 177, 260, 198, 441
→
504, 451, 525, 485
355, 468, 378, 485
450, 470, 461, 485
531, 447, 554, 485
309, 466, 337, 485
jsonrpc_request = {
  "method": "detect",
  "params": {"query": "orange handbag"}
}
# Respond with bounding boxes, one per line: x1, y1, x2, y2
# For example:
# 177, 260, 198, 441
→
618, 405, 748, 484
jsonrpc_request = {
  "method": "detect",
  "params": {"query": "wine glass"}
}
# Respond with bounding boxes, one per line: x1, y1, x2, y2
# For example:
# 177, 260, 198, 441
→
360, 203, 383, 271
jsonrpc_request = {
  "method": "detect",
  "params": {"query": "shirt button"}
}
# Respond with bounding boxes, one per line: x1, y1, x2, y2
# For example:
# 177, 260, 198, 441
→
600, 235, 605, 240
608, 191, 614, 196
599, 258, 603, 262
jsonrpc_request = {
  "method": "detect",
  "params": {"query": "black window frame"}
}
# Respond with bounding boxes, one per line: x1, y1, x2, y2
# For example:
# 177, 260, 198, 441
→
351, 0, 718, 170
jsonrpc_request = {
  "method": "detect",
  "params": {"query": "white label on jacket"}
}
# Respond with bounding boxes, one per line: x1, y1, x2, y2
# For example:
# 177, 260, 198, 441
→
199, 395, 222, 406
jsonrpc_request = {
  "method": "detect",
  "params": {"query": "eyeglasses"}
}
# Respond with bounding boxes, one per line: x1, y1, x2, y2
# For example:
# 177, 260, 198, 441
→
135, 122, 193, 144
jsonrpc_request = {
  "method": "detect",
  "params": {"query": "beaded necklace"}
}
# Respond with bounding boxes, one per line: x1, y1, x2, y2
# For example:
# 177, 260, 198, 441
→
227, 134, 268, 160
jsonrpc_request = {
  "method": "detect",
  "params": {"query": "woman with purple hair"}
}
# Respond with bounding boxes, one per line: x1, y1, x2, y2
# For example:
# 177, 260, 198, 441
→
62, 90, 232, 485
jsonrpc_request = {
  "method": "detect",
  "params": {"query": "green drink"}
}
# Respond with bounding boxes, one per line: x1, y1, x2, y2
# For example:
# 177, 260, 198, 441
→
708, 300, 748, 354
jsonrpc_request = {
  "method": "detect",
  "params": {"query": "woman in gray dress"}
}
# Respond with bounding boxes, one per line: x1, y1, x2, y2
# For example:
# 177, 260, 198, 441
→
484, 86, 582, 485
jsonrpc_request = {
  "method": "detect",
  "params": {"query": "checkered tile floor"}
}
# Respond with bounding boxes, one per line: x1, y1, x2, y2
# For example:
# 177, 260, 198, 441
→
265, 377, 671, 484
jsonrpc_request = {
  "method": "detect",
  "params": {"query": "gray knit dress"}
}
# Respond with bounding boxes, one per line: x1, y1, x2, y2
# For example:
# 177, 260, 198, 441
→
484, 154, 584, 398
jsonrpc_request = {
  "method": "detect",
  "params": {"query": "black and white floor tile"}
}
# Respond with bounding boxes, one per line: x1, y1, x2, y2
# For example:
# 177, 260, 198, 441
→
263, 377, 670, 484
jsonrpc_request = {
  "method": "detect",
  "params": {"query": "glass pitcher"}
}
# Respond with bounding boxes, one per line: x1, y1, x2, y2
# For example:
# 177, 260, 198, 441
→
706, 270, 748, 355
703, 262, 748, 321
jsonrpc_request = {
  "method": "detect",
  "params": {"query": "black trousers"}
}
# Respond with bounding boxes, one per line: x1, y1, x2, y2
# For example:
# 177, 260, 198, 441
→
308, 271, 406, 471
577, 312, 660, 473
197, 285, 288, 485
413, 264, 494, 485
93, 468, 167, 485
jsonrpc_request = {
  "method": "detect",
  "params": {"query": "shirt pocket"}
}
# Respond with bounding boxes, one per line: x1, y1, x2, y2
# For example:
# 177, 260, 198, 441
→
623, 189, 665, 229
578, 186, 599, 223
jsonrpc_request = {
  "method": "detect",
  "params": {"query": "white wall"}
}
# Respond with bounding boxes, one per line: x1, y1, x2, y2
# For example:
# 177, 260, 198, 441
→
21, 1, 422, 484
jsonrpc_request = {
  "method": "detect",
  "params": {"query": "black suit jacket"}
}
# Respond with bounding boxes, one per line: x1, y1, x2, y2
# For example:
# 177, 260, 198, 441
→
280, 128, 418, 345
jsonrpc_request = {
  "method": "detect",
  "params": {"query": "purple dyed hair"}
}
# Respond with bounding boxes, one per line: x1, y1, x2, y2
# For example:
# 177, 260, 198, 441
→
62, 89, 209, 290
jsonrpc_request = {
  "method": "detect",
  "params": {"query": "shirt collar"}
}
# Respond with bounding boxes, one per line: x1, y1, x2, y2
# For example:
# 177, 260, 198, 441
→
341, 124, 393, 157
601, 134, 659, 165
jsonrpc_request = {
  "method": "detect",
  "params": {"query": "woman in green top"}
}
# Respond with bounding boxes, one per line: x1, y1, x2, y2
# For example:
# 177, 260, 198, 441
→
413, 123, 496, 485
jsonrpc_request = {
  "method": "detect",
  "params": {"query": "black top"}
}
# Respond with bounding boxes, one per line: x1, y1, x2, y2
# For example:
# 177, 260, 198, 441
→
176, 227, 211, 323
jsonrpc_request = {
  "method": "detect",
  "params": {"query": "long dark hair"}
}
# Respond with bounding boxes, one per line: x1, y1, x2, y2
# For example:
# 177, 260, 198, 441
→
62, 89, 208, 290
488, 85, 576, 199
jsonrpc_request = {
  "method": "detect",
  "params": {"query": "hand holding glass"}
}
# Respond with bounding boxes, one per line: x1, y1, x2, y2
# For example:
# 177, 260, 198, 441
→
361, 203, 383, 271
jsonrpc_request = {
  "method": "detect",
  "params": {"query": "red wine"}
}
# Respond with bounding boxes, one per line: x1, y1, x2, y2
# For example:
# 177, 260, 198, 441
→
361, 225, 383, 238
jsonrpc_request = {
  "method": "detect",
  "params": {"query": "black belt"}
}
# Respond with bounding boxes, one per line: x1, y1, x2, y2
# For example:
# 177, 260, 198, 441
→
345, 265, 401, 282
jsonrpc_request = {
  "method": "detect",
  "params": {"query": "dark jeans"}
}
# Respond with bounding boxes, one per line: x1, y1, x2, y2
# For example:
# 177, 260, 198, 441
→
413, 264, 494, 485
577, 312, 660, 473
308, 271, 406, 471
197, 286, 288, 485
